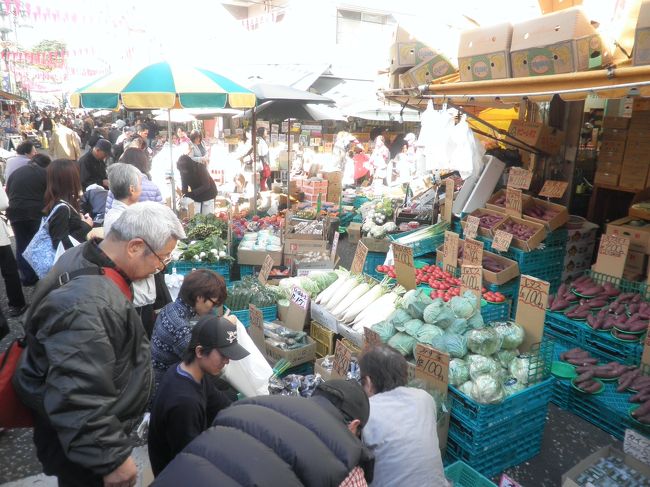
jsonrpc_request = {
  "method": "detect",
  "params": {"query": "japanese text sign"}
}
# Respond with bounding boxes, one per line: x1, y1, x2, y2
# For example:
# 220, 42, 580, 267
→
515, 275, 549, 352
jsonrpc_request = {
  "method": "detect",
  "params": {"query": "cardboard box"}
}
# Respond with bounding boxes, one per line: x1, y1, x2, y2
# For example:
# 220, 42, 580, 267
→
523, 197, 570, 232
348, 222, 361, 244
361, 236, 390, 253
314, 356, 333, 380
601, 128, 628, 142
493, 215, 547, 251
596, 162, 622, 174
626, 249, 648, 275
284, 239, 328, 255
594, 171, 619, 186
599, 140, 627, 163
607, 216, 650, 253
634, 1, 650, 66
264, 336, 316, 367
310, 302, 339, 333
320, 170, 343, 184
389, 40, 438, 73
237, 248, 283, 266
508, 120, 565, 155
620, 163, 650, 189
561, 445, 650, 487
602, 117, 630, 130
436, 244, 520, 285
458, 22, 513, 81
461, 208, 508, 238
485, 188, 533, 213
401, 54, 456, 87
510, 8, 611, 78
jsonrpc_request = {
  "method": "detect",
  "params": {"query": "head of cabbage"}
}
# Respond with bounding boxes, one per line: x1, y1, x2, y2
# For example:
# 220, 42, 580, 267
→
430, 333, 468, 358
459, 380, 473, 396
415, 324, 445, 344
449, 358, 469, 386
387, 332, 417, 357
371, 320, 396, 343
466, 327, 503, 356
495, 349, 520, 369
503, 377, 526, 397
509, 354, 534, 385
467, 354, 501, 381
450, 296, 476, 319
493, 321, 525, 350
470, 374, 505, 404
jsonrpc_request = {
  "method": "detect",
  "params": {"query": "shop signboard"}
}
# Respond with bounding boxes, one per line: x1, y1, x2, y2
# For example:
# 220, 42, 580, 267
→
464, 215, 480, 240
443, 178, 454, 223
492, 230, 514, 252
462, 237, 483, 267
505, 187, 523, 217
350, 241, 368, 275
539, 180, 569, 199
392, 243, 416, 290
515, 275, 549, 352
507, 167, 533, 190
258, 254, 274, 285
332, 339, 354, 379
460, 265, 482, 301
442, 231, 459, 273
593, 234, 630, 279
248, 304, 266, 353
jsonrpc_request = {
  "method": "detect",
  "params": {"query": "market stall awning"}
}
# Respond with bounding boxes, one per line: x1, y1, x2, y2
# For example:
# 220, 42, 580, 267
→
383, 65, 650, 109
0, 90, 26, 103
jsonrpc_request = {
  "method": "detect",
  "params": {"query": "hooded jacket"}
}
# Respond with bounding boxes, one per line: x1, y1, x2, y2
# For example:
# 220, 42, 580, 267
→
13, 240, 152, 476
152, 395, 374, 487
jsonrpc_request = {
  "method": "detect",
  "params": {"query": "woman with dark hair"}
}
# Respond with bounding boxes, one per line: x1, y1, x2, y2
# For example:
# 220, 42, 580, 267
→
43, 158, 93, 250
177, 154, 217, 215
189, 130, 209, 165
150, 269, 228, 396
105, 147, 163, 210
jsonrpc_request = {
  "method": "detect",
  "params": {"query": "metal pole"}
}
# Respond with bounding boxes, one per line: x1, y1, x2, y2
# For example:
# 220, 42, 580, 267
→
168, 109, 176, 212
252, 108, 257, 216
287, 117, 291, 200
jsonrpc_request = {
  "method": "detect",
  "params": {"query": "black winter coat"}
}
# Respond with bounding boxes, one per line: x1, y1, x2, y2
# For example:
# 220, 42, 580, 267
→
152, 395, 374, 487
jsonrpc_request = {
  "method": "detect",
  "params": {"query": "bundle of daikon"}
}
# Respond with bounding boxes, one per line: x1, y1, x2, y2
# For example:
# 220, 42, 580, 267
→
314, 272, 405, 331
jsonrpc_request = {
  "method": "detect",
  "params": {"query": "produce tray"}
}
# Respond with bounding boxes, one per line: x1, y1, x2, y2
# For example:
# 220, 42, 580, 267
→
449, 403, 548, 449
587, 269, 647, 296
388, 228, 446, 257
444, 461, 497, 487
363, 251, 387, 280
448, 376, 554, 431
480, 301, 511, 324
447, 424, 544, 478
226, 304, 277, 328
166, 260, 231, 283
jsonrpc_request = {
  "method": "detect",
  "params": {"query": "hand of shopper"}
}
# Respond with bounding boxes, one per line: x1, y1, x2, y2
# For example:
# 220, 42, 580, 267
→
83, 213, 94, 227
103, 456, 137, 487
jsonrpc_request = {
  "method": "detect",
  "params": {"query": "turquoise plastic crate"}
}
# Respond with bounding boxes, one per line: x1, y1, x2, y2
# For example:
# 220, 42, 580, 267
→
477, 236, 565, 275
363, 251, 387, 280
444, 461, 497, 487
388, 228, 446, 257
226, 304, 277, 328
353, 196, 370, 208
167, 260, 231, 283
239, 264, 255, 278
544, 228, 568, 248
480, 301, 511, 324
280, 361, 314, 377
588, 269, 647, 296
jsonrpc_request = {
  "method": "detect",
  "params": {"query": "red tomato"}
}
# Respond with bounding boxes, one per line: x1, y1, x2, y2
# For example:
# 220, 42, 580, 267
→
495, 295, 506, 302
443, 296, 450, 302
481, 287, 487, 293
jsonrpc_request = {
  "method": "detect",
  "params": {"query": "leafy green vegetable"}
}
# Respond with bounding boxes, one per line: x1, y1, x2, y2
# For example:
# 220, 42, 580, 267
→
388, 332, 417, 356
414, 324, 444, 344
493, 321, 525, 350
423, 299, 445, 324
371, 320, 397, 343
449, 358, 469, 386
467, 327, 502, 356
450, 296, 476, 319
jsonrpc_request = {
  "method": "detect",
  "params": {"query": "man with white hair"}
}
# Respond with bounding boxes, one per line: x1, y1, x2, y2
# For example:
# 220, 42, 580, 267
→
14, 202, 186, 487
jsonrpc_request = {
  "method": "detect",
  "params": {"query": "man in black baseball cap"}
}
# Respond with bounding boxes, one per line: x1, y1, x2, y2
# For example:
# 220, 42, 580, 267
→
79, 138, 112, 189
148, 316, 249, 475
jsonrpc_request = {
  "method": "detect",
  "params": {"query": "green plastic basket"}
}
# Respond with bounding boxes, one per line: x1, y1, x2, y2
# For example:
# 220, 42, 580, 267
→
444, 461, 497, 487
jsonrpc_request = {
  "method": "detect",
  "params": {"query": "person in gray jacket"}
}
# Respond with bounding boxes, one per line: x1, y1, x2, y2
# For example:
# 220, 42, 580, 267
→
13, 202, 186, 487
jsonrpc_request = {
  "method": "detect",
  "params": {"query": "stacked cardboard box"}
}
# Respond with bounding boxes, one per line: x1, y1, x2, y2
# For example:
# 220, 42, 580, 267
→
594, 116, 629, 187
320, 170, 343, 204
633, 1, 650, 66
458, 23, 513, 82
621, 99, 650, 189
302, 179, 328, 205
562, 222, 598, 282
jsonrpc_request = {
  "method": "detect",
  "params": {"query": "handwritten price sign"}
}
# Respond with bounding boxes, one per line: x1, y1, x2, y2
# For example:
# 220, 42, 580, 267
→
350, 241, 369, 275
442, 231, 459, 273
248, 304, 266, 352
593, 234, 630, 279
507, 167, 533, 190
258, 254, 274, 285
515, 275, 549, 352
443, 178, 454, 223
414, 343, 450, 395
464, 215, 480, 240
330, 231, 340, 262
505, 187, 523, 217
393, 243, 416, 290
492, 230, 513, 252
462, 238, 483, 267
290, 286, 310, 310
364, 327, 383, 350
460, 265, 482, 300
332, 339, 353, 379
539, 180, 568, 199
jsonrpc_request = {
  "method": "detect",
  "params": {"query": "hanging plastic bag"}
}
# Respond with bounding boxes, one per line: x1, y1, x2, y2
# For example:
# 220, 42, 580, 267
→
220, 315, 273, 397
54, 235, 81, 263
448, 116, 485, 179
418, 101, 455, 172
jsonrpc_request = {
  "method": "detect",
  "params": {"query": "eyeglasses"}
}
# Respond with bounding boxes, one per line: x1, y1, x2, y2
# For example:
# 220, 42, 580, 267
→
206, 297, 220, 307
140, 238, 172, 272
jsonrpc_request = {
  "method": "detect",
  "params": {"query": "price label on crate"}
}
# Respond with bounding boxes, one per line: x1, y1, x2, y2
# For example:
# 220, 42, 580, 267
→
442, 231, 459, 273
507, 167, 533, 190
248, 304, 266, 353
332, 339, 354, 379
443, 178, 454, 223
460, 265, 482, 301
515, 275, 549, 352
499, 474, 523, 487
392, 243, 416, 290
363, 327, 383, 351
290, 286, 310, 310
462, 237, 483, 267
593, 234, 630, 279
330, 231, 340, 262
414, 343, 449, 396
350, 241, 368, 275
464, 215, 480, 240
505, 187, 523, 217
258, 254, 274, 285
539, 180, 569, 199
492, 230, 513, 252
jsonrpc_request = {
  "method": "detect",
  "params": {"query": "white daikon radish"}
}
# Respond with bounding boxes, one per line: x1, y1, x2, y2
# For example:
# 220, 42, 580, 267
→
315, 270, 347, 304
332, 282, 371, 319
326, 275, 362, 311
352, 292, 399, 331
341, 284, 386, 323
317, 272, 350, 306
352, 290, 399, 325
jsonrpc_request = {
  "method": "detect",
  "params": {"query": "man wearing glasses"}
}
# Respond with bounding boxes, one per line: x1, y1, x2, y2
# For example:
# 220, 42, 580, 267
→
14, 202, 186, 487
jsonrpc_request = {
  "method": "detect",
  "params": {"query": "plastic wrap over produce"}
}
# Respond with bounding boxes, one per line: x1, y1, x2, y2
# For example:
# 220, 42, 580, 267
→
221, 316, 273, 397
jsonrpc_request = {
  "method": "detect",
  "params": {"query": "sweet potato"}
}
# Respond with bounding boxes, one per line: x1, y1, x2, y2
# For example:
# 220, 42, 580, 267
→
632, 400, 650, 418
561, 348, 590, 360
635, 413, 650, 425
592, 365, 620, 379
577, 380, 602, 393
627, 321, 648, 333
630, 391, 650, 403
567, 357, 599, 366
612, 330, 641, 341
575, 370, 595, 382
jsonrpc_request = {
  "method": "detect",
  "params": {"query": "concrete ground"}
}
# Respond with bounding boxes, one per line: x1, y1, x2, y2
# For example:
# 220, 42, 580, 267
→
0, 229, 625, 486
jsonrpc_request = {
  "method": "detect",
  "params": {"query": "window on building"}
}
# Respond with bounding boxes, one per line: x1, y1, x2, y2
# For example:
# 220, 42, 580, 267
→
336, 8, 396, 46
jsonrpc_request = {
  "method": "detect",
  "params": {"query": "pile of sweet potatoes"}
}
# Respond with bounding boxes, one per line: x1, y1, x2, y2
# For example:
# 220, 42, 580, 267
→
548, 277, 619, 315
498, 220, 537, 240
478, 213, 504, 230
618, 368, 650, 424
523, 203, 560, 222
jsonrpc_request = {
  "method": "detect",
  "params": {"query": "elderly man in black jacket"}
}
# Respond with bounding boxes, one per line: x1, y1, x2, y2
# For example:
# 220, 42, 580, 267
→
14, 202, 186, 487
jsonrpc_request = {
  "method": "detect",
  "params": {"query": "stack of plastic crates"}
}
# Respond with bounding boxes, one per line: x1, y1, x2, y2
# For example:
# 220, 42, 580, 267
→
485, 278, 520, 319
363, 252, 387, 280
446, 341, 554, 477
480, 301, 511, 323
166, 260, 231, 285
225, 304, 277, 328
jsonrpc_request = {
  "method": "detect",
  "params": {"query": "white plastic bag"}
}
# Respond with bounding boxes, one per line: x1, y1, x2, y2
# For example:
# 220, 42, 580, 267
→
448, 116, 485, 179
221, 316, 273, 397
54, 235, 81, 263
418, 101, 455, 172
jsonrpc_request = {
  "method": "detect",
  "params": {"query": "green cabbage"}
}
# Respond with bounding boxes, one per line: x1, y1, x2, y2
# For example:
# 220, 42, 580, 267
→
470, 375, 505, 404
450, 296, 475, 319
503, 377, 526, 397
449, 358, 469, 386
431, 307, 456, 329
388, 332, 417, 356
423, 299, 445, 324
430, 333, 468, 358
495, 349, 519, 369
371, 320, 396, 343
459, 381, 473, 396
401, 288, 433, 319
415, 324, 444, 344
467, 354, 500, 381
462, 290, 479, 311
493, 321, 525, 350
467, 312, 484, 330
389, 309, 412, 328
466, 327, 503, 356
397, 318, 424, 337
509, 354, 534, 385
447, 318, 469, 335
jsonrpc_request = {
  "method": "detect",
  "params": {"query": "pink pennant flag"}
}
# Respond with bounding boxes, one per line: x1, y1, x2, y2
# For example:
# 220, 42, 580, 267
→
13, 0, 20, 15
24, 1, 29, 17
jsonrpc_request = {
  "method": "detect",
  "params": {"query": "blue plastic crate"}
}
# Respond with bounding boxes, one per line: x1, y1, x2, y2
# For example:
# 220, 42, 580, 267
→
477, 236, 565, 275
353, 196, 370, 209
544, 228, 568, 248
447, 423, 544, 478
239, 264, 255, 278
388, 227, 447, 258
480, 301, 511, 323
167, 260, 231, 284
448, 377, 554, 431
444, 461, 497, 487
588, 269, 647, 296
364, 251, 387, 280
226, 304, 277, 328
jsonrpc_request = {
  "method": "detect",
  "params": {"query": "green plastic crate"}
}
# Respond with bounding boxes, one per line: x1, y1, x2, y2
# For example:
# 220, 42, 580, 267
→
444, 461, 497, 487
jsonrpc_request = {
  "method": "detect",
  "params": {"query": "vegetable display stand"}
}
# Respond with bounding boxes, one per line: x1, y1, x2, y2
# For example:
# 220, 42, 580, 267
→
166, 261, 231, 284
226, 304, 277, 328
364, 252, 387, 280
480, 301, 511, 324
444, 461, 497, 487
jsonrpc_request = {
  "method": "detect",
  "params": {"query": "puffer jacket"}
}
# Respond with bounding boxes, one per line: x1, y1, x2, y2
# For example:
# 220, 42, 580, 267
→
105, 172, 163, 210
152, 395, 374, 487
13, 240, 152, 476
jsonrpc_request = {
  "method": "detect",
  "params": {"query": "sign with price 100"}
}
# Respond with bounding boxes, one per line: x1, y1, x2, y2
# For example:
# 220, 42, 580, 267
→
460, 265, 482, 301
505, 187, 523, 218
593, 234, 630, 279
507, 167, 533, 190
392, 243, 416, 290
414, 343, 449, 396
515, 275, 549, 352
